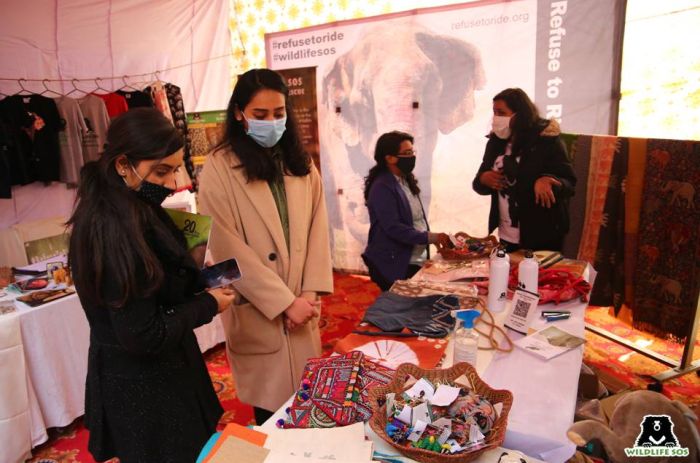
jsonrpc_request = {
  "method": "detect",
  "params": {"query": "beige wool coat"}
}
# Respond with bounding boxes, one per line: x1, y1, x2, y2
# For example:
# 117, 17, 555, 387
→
198, 146, 333, 411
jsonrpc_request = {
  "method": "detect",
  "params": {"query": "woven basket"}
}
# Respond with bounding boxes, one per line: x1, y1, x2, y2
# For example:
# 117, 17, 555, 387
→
369, 362, 513, 463
439, 233, 499, 261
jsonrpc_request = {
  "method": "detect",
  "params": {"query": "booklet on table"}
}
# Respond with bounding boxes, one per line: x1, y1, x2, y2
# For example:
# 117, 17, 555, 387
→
514, 325, 585, 360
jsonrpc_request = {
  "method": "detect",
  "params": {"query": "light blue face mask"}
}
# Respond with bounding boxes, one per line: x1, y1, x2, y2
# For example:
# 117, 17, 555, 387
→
242, 113, 287, 148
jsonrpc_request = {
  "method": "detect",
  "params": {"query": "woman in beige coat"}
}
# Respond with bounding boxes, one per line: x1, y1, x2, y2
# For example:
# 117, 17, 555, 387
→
198, 69, 333, 424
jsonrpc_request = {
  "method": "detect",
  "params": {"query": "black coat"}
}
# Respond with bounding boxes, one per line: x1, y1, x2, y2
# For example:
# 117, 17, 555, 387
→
0, 95, 62, 185
472, 119, 576, 251
74, 205, 222, 463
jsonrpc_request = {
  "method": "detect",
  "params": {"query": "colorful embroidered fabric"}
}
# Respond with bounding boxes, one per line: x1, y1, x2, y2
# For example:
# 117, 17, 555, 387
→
311, 352, 362, 426
507, 266, 591, 305
560, 133, 699, 339
632, 139, 700, 341
283, 351, 394, 428
353, 358, 395, 422
560, 134, 631, 313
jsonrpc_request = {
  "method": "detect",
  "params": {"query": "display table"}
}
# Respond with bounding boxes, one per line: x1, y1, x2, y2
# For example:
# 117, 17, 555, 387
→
0, 289, 226, 461
263, 265, 594, 463
0, 312, 33, 463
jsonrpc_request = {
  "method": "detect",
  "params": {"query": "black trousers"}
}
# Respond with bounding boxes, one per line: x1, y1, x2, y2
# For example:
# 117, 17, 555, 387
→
499, 239, 521, 253
367, 261, 422, 292
501, 237, 564, 253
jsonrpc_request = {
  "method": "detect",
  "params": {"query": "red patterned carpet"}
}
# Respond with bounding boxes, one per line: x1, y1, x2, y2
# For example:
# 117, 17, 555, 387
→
27, 273, 698, 462
583, 305, 700, 405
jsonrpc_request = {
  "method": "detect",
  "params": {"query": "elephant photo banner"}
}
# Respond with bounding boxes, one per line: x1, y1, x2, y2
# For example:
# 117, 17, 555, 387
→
266, 0, 625, 272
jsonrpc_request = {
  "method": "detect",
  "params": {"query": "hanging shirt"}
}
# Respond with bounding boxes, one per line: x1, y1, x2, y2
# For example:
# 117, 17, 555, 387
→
148, 82, 174, 123
54, 96, 87, 185
94, 93, 129, 119
0, 117, 13, 198
78, 95, 110, 162
116, 90, 154, 109
396, 175, 428, 264
0, 97, 32, 187
0, 95, 62, 183
493, 143, 520, 244
164, 83, 195, 191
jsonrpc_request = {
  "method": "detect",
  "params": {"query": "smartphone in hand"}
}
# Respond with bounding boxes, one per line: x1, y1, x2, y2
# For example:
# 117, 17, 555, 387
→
200, 258, 241, 289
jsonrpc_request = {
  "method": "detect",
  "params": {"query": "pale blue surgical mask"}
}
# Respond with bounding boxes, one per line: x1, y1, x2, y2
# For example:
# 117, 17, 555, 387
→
242, 113, 287, 148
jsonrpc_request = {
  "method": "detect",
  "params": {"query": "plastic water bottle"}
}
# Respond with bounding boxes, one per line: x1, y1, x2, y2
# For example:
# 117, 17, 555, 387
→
453, 310, 481, 367
518, 249, 539, 294
487, 248, 510, 313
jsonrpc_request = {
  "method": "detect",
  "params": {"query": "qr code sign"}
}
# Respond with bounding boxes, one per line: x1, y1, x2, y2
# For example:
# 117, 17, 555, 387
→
513, 299, 531, 318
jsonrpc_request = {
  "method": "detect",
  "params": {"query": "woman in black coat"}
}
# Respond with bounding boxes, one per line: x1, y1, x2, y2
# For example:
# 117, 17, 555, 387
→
68, 108, 235, 463
472, 88, 576, 252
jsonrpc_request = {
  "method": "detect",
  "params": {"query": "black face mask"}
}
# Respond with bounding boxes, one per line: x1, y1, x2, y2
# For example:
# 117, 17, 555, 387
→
134, 180, 175, 205
396, 156, 416, 175
127, 162, 175, 205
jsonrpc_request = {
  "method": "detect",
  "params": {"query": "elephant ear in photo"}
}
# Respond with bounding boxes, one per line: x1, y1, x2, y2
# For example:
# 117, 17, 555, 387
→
322, 53, 364, 148
415, 32, 486, 134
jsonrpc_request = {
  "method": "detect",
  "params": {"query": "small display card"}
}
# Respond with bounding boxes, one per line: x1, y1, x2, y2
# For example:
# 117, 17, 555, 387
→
504, 288, 540, 335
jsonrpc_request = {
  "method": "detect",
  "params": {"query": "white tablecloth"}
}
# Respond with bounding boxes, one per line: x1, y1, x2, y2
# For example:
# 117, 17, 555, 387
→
0, 312, 33, 463
480, 266, 595, 463
264, 266, 595, 463
0, 291, 226, 460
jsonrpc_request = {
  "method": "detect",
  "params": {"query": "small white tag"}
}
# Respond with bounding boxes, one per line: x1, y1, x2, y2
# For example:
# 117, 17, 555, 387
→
430, 385, 461, 406
469, 424, 486, 443
446, 439, 463, 453
396, 405, 413, 425
406, 420, 428, 442
404, 378, 435, 401
432, 417, 452, 429
438, 426, 452, 445
412, 402, 431, 426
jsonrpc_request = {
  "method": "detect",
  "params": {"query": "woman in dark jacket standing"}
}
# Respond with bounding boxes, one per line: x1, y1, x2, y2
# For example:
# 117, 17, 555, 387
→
68, 108, 235, 463
362, 131, 449, 291
473, 88, 576, 252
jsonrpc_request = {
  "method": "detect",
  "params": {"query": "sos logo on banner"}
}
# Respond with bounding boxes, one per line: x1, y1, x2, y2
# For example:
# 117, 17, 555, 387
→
624, 414, 690, 458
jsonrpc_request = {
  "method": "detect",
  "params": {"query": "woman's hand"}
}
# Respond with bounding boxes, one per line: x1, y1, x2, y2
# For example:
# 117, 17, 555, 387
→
534, 176, 562, 208
479, 170, 506, 191
429, 232, 452, 249
207, 287, 236, 313
283, 296, 319, 332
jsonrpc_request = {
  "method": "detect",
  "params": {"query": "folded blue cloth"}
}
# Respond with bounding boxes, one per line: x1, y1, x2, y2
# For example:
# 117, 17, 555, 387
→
362, 292, 458, 338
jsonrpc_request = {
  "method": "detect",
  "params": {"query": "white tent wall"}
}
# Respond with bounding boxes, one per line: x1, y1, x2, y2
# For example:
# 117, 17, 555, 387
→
0, 0, 233, 266
0, 0, 233, 111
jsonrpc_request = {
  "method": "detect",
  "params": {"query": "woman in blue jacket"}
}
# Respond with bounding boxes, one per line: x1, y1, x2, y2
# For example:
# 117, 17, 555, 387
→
362, 131, 450, 291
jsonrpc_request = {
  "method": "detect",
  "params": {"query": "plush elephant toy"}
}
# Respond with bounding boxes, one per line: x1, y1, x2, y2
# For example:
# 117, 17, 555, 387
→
321, 20, 486, 247
568, 390, 699, 462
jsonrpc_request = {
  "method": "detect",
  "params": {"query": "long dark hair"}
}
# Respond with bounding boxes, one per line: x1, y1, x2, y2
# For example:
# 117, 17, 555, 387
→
218, 68, 310, 182
493, 88, 542, 153
68, 108, 184, 308
363, 131, 420, 202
